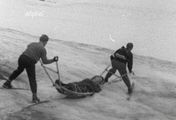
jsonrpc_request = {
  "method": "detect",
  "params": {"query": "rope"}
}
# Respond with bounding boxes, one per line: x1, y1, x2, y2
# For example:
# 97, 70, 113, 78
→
100, 64, 111, 76
100, 50, 115, 76
103, 67, 131, 84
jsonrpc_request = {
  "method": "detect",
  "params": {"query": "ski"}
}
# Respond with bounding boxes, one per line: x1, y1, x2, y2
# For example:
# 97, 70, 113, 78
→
0, 74, 8, 80
126, 82, 135, 101
0, 87, 29, 90
108, 79, 122, 84
24, 100, 50, 109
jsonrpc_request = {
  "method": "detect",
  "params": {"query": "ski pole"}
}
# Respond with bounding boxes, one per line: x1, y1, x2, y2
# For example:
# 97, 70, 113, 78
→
43, 66, 57, 73
55, 61, 60, 80
40, 60, 55, 86
55, 60, 61, 86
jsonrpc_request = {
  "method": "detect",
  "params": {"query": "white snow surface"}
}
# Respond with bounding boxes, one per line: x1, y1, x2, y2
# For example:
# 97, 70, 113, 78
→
0, 28, 176, 120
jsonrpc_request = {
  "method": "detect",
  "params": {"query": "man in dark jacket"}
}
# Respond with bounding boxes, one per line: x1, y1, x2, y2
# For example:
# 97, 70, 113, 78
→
2, 34, 58, 103
104, 43, 134, 95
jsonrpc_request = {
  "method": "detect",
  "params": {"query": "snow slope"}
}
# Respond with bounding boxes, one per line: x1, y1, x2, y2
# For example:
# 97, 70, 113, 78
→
0, 28, 176, 120
1, 0, 176, 61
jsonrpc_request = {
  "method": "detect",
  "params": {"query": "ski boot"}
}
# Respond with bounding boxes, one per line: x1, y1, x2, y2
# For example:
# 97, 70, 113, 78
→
3, 81, 13, 89
32, 94, 40, 103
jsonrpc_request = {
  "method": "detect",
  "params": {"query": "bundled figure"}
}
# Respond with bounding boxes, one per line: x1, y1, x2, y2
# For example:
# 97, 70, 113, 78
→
3, 34, 58, 103
104, 43, 134, 95
55, 75, 104, 97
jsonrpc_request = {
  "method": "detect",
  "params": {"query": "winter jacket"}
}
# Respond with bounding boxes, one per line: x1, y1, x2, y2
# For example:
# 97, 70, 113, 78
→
112, 46, 133, 72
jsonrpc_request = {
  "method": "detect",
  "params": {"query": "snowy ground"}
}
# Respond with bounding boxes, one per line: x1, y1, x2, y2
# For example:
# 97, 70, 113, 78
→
1, 0, 176, 119
0, 28, 176, 120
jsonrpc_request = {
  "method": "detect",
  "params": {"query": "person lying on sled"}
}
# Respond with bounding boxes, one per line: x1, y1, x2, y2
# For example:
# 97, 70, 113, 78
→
55, 75, 104, 94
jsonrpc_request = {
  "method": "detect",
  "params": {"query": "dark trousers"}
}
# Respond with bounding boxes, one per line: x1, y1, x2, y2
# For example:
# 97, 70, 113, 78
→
9, 55, 37, 94
105, 59, 131, 90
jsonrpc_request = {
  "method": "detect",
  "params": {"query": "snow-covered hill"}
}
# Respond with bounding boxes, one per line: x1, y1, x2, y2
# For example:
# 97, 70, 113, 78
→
1, 0, 176, 61
0, 28, 176, 120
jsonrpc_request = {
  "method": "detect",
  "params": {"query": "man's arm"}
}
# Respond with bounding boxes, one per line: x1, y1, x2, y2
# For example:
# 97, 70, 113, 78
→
115, 53, 126, 60
41, 56, 54, 64
127, 53, 133, 73
114, 46, 127, 60
41, 49, 54, 64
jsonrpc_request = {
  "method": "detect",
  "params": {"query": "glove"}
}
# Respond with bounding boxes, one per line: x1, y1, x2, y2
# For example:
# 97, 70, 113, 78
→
53, 56, 59, 62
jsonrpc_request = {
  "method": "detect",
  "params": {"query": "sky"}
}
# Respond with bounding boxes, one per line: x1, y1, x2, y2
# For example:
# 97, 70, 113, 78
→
0, 0, 176, 62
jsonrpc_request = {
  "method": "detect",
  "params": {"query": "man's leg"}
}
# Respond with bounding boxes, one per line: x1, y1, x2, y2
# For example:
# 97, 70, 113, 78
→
9, 55, 27, 82
104, 59, 120, 83
26, 64, 40, 103
3, 66, 24, 88
118, 67, 132, 94
9, 66, 24, 82
3, 56, 25, 88
104, 68, 116, 82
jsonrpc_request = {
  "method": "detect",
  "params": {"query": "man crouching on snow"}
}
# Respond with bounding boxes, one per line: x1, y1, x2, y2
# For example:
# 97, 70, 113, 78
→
55, 75, 104, 96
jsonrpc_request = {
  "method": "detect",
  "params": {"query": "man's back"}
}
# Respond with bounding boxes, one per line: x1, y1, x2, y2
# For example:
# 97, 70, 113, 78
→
23, 42, 46, 62
114, 46, 133, 73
